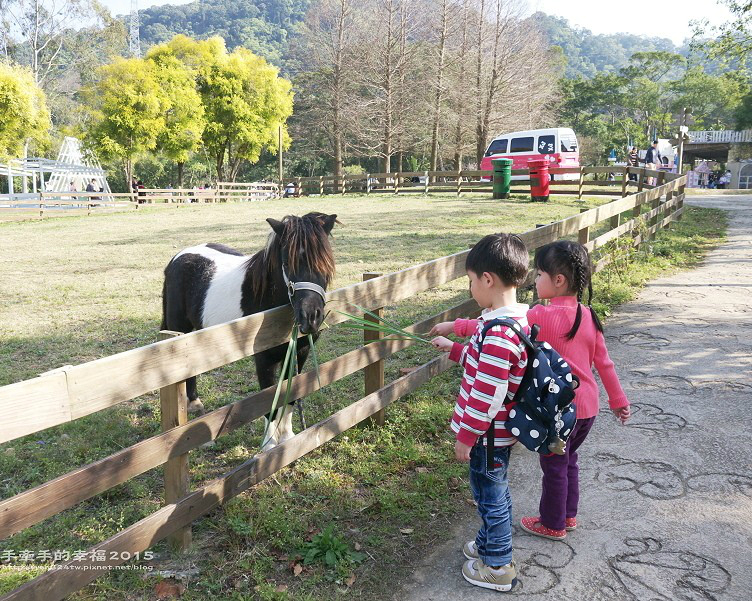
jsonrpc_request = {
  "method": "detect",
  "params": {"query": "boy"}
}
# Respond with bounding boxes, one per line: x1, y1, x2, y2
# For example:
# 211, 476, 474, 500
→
431, 233, 530, 592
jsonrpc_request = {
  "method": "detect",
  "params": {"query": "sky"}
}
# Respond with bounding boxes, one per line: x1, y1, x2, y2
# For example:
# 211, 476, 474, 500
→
532, 0, 732, 45
101, 0, 733, 46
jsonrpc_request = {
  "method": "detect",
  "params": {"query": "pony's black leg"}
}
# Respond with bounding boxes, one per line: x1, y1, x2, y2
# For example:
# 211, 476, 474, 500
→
161, 278, 202, 411
186, 377, 199, 403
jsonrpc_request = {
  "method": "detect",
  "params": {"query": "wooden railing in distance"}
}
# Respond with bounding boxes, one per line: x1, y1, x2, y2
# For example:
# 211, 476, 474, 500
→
290, 165, 678, 199
0, 167, 686, 601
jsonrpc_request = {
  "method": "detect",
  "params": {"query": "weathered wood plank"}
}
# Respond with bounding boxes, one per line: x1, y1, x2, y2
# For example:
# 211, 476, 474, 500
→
0, 299, 478, 539
0, 373, 71, 445
0, 354, 452, 601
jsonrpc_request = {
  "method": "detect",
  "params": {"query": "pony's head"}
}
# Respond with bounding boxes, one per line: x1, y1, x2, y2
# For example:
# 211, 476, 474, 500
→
263, 212, 337, 334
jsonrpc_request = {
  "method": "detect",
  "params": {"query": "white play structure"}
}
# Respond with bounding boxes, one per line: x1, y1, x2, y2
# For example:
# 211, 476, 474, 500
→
0, 137, 110, 198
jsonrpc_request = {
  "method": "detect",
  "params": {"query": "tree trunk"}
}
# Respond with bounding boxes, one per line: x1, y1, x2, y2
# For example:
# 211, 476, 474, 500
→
216, 152, 225, 183
177, 162, 185, 189
474, 0, 486, 167
430, 0, 449, 179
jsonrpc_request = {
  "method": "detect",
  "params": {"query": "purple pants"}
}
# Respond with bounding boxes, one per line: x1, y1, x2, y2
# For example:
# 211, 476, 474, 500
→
538, 416, 596, 531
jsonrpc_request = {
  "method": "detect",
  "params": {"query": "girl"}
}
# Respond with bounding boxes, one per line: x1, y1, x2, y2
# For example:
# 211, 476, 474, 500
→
431, 240, 630, 540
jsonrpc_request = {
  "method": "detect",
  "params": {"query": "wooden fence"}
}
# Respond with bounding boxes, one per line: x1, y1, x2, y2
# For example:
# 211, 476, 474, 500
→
0, 167, 686, 600
0, 182, 279, 221
288, 165, 670, 199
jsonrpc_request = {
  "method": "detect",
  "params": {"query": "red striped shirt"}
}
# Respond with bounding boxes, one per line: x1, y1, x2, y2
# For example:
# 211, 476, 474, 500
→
448, 304, 529, 447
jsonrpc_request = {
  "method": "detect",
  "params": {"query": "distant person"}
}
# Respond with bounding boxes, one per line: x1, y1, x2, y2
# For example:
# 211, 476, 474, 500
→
86, 178, 101, 203
284, 182, 297, 198
718, 170, 731, 189
644, 141, 662, 185
69, 180, 77, 192
627, 147, 639, 181
137, 179, 146, 203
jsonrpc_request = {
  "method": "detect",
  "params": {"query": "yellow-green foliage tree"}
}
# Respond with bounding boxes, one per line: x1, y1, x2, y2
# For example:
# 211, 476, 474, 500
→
0, 61, 50, 160
83, 57, 169, 186
146, 35, 294, 182
145, 49, 206, 188
202, 47, 294, 181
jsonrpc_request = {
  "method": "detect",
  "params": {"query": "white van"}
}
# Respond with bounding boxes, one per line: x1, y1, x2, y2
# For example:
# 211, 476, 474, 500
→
481, 127, 580, 180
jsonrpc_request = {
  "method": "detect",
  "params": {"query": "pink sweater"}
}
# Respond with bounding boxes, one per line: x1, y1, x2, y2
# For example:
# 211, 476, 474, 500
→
453, 296, 628, 419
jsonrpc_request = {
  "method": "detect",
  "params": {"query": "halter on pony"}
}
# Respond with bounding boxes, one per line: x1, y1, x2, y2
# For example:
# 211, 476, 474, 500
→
280, 247, 327, 305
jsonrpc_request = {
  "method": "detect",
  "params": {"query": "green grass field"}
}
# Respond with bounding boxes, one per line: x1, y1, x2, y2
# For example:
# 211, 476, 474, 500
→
0, 193, 727, 600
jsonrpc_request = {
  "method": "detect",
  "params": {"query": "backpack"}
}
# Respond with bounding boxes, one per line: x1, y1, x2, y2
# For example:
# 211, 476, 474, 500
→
476, 318, 579, 468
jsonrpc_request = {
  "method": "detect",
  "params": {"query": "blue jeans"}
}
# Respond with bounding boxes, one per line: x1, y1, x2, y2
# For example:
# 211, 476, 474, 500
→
469, 443, 513, 567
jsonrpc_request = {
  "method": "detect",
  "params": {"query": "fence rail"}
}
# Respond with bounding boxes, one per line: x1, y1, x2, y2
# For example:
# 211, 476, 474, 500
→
687, 129, 752, 144
0, 167, 686, 601
288, 165, 673, 199
0, 182, 279, 220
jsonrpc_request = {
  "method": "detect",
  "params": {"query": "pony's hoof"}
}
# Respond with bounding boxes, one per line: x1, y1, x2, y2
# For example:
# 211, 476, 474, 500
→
187, 399, 205, 415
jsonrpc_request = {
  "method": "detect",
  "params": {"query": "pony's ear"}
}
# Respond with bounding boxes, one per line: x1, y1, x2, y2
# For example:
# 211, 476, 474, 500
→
266, 218, 284, 236
322, 214, 338, 235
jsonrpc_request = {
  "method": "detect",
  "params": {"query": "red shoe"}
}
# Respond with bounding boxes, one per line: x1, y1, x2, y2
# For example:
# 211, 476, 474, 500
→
565, 517, 577, 531
520, 516, 566, 540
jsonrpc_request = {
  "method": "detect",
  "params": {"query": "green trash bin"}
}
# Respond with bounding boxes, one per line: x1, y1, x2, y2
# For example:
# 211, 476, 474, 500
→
492, 158, 513, 199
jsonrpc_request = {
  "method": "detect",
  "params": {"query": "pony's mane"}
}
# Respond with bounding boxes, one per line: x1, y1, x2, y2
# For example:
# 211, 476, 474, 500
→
248, 212, 335, 297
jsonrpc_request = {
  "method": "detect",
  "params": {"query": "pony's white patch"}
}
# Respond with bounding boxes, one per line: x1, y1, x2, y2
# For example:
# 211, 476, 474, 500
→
173, 244, 249, 328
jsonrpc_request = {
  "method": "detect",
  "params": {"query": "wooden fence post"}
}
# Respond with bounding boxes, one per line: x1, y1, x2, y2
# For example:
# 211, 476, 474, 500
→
621, 166, 628, 197
366, 174, 371, 195
577, 167, 584, 200
578, 207, 590, 245
394, 172, 401, 195
295, 177, 302, 197
158, 330, 192, 552
663, 184, 675, 230
362, 273, 385, 427
676, 181, 685, 221
424, 171, 429, 195
637, 168, 645, 193
319, 176, 324, 196
457, 171, 462, 196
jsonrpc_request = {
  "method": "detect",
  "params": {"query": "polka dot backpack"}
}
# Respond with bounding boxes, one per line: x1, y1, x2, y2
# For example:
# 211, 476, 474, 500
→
478, 318, 579, 468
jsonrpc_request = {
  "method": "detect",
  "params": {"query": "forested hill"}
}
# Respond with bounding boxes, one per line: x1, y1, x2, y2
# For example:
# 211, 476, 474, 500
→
138, 0, 311, 65
137, 0, 683, 76
535, 12, 683, 78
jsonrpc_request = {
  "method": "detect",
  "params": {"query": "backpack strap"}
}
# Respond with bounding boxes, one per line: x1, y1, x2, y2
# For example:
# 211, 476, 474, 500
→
478, 318, 532, 470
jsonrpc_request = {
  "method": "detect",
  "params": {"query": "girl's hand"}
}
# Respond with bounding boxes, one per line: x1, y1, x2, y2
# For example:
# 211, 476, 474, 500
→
429, 321, 454, 336
431, 336, 453, 352
455, 440, 472, 462
612, 406, 631, 424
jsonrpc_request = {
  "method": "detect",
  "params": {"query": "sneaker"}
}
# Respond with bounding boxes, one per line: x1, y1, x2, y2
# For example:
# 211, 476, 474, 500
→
462, 540, 479, 560
462, 558, 517, 592
520, 516, 566, 540
565, 517, 577, 531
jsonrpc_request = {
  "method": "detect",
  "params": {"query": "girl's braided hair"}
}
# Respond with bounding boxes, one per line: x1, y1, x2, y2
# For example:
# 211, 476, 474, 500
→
534, 240, 604, 340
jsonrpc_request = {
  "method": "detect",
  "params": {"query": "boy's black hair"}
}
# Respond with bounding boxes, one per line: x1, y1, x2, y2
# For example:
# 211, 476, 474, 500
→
534, 240, 604, 340
466, 233, 528, 287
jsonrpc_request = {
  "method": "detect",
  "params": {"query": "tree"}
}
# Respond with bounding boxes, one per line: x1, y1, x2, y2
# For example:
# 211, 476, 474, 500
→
428, 0, 452, 174
670, 67, 747, 129
0, 0, 125, 90
145, 51, 206, 187
289, 0, 358, 181
0, 60, 50, 159
137, 35, 293, 182
200, 47, 293, 181
693, 0, 752, 68
82, 57, 169, 185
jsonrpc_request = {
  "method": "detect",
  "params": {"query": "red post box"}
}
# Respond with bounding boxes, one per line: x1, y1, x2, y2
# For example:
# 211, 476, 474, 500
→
528, 158, 551, 202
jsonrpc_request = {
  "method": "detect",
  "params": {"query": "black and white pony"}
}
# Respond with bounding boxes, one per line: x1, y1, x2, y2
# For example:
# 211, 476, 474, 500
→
161, 212, 337, 450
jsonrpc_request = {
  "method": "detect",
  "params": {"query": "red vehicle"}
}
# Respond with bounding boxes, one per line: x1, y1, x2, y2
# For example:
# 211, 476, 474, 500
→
480, 127, 580, 180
